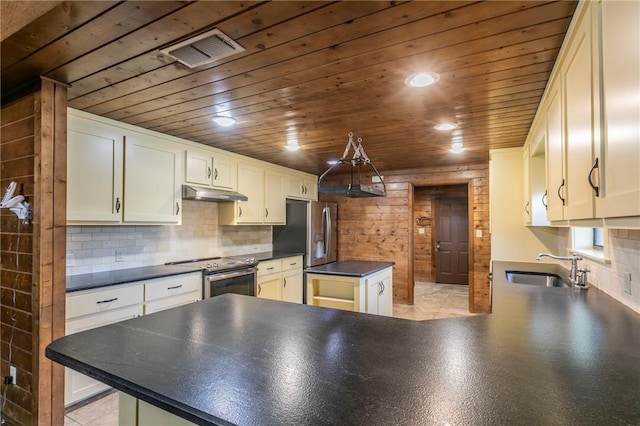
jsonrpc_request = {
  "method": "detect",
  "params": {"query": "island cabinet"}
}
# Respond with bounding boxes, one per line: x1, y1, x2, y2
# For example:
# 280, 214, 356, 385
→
257, 256, 303, 303
305, 262, 394, 316
67, 110, 183, 225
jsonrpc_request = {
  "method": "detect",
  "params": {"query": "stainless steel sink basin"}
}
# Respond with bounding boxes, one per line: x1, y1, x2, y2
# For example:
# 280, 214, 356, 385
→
505, 271, 571, 288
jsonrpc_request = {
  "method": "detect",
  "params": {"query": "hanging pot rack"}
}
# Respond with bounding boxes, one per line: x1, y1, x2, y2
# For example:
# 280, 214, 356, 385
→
317, 132, 386, 198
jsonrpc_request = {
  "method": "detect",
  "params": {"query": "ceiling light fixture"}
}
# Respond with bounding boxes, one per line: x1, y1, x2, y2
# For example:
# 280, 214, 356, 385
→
434, 122, 459, 131
211, 116, 236, 127
285, 144, 300, 152
405, 72, 440, 87
450, 145, 465, 154
326, 160, 338, 165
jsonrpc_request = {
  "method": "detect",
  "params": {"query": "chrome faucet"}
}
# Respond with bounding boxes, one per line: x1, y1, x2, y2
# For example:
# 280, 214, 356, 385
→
536, 252, 585, 286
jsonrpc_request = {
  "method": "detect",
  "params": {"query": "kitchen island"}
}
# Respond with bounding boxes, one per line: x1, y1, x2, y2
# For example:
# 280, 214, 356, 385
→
305, 260, 394, 315
46, 260, 640, 425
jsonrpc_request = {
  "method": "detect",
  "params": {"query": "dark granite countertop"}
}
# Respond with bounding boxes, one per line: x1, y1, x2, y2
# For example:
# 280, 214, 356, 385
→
66, 253, 305, 293
48, 260, 640, 425
304, 260, 395, 277
66, 265, 203, 293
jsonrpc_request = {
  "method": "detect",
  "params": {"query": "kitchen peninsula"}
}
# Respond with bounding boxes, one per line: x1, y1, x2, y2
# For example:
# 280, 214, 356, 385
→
46, 263, 640, 425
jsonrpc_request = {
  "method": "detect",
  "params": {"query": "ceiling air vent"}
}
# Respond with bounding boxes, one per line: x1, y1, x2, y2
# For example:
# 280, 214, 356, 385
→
160, 29, 244, 68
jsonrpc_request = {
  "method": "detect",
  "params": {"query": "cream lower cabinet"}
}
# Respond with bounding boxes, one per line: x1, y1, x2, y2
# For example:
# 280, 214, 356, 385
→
65, 284, 144, 406
120, 393, 196, 426
143, 272, 202, 314
306, 266, 393, 316
65, 273, 202, 406
256, 256, 303, 303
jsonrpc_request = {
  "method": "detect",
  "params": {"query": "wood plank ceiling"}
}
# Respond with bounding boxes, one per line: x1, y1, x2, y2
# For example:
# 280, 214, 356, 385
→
1, 1, 577, 175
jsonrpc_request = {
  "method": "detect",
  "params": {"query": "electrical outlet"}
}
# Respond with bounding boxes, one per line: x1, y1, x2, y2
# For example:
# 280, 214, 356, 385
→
418, 228, 425, 235
66, 253, 75, 267
115, 249, 124, 262
10, 365, 17, 384
622, 273, 632, 295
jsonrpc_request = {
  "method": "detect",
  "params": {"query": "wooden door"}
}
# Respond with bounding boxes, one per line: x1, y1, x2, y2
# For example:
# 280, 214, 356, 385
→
435, 197, 468, 285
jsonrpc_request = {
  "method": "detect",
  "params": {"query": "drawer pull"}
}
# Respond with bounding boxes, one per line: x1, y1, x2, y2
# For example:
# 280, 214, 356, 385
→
290, 263, 297, 266
97, 297, 118, 304
167, 285, 183, 290
266, 267, 275, 271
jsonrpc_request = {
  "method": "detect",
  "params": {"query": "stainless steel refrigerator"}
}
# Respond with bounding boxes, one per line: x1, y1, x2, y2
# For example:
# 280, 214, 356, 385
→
272, 200, 337, 267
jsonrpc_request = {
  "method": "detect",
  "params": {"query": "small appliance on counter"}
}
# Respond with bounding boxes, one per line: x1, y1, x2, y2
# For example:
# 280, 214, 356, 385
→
166, 256, 258, 298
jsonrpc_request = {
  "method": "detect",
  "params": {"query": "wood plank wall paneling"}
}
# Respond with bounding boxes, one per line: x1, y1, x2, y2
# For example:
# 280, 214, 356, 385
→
0, 80, 67, 425
1, 93, 36, 425
320, 163, 490, 313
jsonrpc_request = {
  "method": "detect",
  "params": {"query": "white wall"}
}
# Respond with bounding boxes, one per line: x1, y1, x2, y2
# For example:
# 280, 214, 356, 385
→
489, 148, 559, 262
66, 200, 272, 275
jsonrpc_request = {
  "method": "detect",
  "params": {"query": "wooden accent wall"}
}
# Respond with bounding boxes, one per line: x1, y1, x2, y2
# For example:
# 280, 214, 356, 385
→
320, 163, 490, 313
0, 80, 67, 425
414, 185, 468, 282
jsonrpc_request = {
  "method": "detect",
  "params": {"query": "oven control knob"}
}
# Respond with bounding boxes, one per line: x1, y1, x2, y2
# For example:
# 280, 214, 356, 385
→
247, 258, 256, 264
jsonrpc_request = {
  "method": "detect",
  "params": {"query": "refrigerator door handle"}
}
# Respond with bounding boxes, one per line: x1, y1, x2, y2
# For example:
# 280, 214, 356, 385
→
325, 206, 331, 259
322, 207, 329, 257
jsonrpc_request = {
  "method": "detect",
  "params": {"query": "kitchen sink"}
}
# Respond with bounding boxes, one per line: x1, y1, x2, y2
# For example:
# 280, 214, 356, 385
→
505, 271, 571, 288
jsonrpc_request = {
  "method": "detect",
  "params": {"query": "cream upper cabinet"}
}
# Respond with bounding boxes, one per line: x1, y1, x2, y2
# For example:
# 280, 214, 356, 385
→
184, 150, 212, 186
219, 163, 286, 225
595, 0, 640, 218
236, 163, 264, 223
523, 149, 532, 225
212, 154, 237, 190
185, 149, 237, 190
124, 132, 182, 224
562, 6, 596, 220
67, 114, 124, 223
545, 82, 565, 222
287, 173, 318, 201
264, 169, 285, 224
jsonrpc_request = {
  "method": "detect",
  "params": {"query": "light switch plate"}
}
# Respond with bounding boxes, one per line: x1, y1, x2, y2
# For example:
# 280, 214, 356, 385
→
115, 249, 124, 262
622, 273, 632, 295
418, 228, 425, 235
66, 253, 75, 267
475, 229, 483, 238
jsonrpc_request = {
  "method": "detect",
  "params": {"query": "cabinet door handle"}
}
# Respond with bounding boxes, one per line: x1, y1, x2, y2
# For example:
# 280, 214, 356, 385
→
265, 208, 269, 218
176, 202, 180, 215
167, 285, 183, 290
542, 190, 548, 210
97, 297, 118, 304
239, 206, 242, 217
258, 284, 262, 295
283, 278, 287, 287
207, 167, 212, 179
557, 179, 566, 206
525, 201, 530, 215
115, 197, 121, 213
378, 281, 384, 296
435, 240, 441, 251
588, 158, 600, 197
214, 168, 218, 180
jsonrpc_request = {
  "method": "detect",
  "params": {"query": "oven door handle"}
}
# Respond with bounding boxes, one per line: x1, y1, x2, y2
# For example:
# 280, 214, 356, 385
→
205, 267, 257, 282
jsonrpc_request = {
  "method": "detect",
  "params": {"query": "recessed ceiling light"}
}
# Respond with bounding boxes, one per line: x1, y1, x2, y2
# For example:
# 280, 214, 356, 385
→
405, 72, 440, 87
434, 122, 458, 131
285, 144, 300, 152
211, 116, 236, 127
450, 146, 465, 154
327, 160, 339, 165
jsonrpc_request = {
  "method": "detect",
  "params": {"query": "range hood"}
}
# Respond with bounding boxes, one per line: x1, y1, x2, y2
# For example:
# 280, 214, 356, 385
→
318, 132, 386, 198
182, 185, 248, 202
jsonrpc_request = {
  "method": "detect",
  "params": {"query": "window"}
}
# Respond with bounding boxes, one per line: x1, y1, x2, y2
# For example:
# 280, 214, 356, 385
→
593, 228, 604, 249
571, 227, 610, 263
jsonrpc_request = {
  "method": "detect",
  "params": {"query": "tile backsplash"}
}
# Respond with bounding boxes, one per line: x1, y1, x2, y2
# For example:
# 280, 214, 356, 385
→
555, 228, 640, 314
66, 200, 272, 276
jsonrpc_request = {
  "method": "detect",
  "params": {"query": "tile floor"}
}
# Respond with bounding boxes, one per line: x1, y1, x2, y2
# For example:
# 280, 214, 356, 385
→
64, 282, 478, 425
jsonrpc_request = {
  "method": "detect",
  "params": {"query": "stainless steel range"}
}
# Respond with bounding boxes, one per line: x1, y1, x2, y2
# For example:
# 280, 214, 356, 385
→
166, 256, 258, 298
